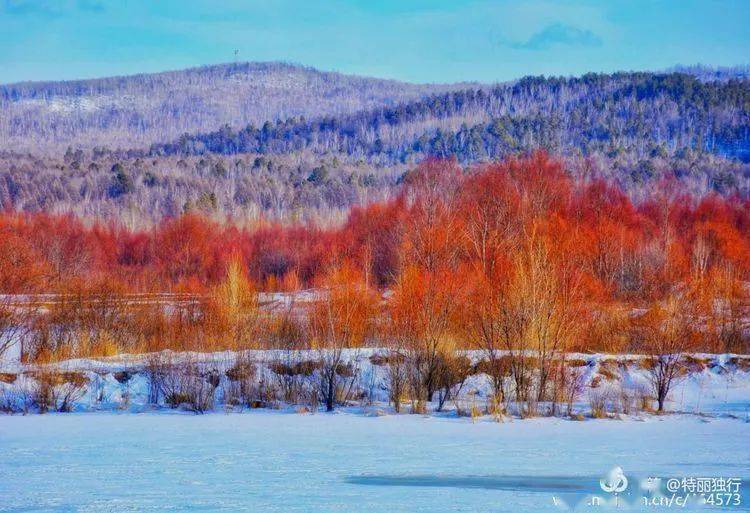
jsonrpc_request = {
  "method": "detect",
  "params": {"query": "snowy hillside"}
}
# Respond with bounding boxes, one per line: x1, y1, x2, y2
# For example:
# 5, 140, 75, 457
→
0, 62, 472, 153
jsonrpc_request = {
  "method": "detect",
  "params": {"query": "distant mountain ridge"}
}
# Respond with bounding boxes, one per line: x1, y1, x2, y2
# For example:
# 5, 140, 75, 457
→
0, 61, 477, 154
2, 61, 747, 157
154, 71, 750, 165
1, 63, 749, 223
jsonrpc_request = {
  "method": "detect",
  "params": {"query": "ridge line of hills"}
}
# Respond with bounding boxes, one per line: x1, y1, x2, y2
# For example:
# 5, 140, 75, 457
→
0, 62, 748, 223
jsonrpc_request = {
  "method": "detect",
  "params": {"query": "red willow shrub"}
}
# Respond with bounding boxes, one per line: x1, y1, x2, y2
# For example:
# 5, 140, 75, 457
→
0, 152, 747, 305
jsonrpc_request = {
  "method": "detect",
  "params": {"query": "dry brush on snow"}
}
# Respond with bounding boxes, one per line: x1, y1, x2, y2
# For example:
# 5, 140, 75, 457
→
1, 347, 749, 419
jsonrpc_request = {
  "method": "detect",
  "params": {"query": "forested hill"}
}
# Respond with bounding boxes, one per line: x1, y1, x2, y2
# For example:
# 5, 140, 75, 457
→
1, 65, 749, 223
0, 62, 472, 154
153, 72, 750, 165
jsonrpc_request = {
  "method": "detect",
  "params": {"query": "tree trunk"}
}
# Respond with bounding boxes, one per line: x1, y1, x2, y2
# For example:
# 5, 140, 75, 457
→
326, 373, 335, 412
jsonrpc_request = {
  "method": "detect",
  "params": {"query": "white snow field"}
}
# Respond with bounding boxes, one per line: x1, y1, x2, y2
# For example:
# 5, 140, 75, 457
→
1, 350, 749, 512
0, 413, 748, 513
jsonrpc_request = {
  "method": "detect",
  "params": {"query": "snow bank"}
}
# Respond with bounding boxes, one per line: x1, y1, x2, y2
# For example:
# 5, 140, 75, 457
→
0, 350, 749, 417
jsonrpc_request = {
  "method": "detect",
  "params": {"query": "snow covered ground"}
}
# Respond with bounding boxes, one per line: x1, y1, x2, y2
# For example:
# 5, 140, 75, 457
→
0, 349, 750, 513
0, 412, 748, 512
1, 349, 749, 416
1, 350, 749, 511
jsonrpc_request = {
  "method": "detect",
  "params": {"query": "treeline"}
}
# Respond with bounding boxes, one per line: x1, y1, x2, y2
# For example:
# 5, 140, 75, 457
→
668, 64, 750, 82
1, 153, 748, 294
1, 148, 747, 223
154, 72, 750, 165
1, 154, 748, 354
0, 151, 401, 224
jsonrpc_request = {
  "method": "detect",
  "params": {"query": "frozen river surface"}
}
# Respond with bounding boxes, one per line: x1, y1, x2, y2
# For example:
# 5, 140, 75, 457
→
0, 412, 748, 512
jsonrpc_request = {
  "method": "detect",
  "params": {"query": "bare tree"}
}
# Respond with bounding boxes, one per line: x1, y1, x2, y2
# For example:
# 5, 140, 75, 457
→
502, 230, 582, 416
309, 264, 376, 412
636, 293, 699, 412
206, 255, 259, 350
462, 273, 509, 403
389, 265, 458, 406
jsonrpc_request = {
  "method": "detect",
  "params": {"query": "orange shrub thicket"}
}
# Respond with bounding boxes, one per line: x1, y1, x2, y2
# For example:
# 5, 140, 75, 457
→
0, 152, 748, 359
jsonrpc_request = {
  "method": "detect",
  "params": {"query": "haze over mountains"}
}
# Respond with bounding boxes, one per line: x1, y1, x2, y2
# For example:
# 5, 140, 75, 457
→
0, 62, 749, 224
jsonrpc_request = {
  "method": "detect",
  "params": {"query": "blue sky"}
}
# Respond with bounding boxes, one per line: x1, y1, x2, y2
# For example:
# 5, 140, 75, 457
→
1, 0, 749, 84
